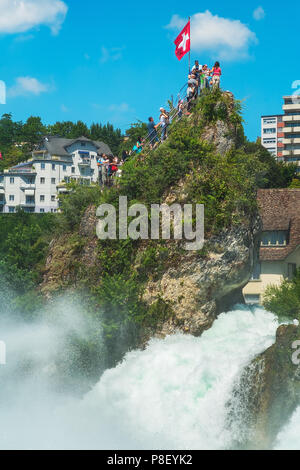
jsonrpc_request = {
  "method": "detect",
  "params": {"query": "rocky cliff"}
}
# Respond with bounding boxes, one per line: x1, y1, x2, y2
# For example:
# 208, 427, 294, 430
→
39, 90, 264, 342
227, 322, 300, 449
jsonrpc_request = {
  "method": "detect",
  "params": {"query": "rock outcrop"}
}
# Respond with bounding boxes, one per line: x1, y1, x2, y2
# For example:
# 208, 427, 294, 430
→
227, 323, 300, 449
143, 220, 260, 337
39, 91, 261, 338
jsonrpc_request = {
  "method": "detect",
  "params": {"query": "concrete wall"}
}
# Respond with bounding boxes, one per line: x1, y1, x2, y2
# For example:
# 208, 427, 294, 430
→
243, 246, 300, 304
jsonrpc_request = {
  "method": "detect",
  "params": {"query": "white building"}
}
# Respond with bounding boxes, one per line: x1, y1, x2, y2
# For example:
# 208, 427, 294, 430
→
0, 136, 112, 214
282, 95, 300, 174
261, 114, 284, 160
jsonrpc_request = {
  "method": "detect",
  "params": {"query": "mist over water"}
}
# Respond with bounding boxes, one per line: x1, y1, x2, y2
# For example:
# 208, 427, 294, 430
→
1, 294, 292, 450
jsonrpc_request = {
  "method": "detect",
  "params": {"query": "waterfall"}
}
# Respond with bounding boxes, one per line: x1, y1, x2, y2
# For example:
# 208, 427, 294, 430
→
0, 300, 285, 450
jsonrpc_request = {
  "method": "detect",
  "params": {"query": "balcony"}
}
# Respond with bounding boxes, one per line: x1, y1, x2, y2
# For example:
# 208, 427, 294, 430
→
283, 115, 300, 122
56, 182, 69, 194
78, 158, 91, 167
283, 138, 300, 145
20, 184, 36, 190
283, 126, 300, 133
283, 149, 300, 156
283, 104, 300, 111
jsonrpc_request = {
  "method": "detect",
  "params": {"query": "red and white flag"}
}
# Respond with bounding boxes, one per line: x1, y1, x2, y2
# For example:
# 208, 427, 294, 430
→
174, 20, 190, 61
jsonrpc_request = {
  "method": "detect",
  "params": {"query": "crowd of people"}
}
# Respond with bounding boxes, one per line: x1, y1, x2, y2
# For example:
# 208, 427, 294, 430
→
187, 61, 222, 109
97, 154, 122, 187
97, 60, 222, 187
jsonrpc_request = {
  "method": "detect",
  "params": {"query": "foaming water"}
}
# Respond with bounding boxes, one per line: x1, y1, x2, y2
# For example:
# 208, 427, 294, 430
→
274, 407, 300, 450
0, 304, 279, 450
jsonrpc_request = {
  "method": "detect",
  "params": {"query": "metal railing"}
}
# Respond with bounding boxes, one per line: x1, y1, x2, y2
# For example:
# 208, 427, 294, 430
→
132, 81, 190, 157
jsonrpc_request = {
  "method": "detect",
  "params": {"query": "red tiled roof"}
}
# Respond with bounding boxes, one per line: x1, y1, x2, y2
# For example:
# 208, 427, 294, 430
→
258, 189, 300, 261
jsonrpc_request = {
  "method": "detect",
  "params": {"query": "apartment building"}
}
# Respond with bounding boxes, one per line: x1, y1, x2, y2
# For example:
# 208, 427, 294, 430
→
243, 189, 300, 305
282, 95, 300, 174
0, 136, 112, 214
261, 114, 284, 159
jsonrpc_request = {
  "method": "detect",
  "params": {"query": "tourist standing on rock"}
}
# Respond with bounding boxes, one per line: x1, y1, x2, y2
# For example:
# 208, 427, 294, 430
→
147, 117, 159, 149
202, 65, 211, 90
211, 61, 222, 89
158, 107, 169, 142
188, 73, 199, 98
187, 82, 197, 111
192, 60, 202, 94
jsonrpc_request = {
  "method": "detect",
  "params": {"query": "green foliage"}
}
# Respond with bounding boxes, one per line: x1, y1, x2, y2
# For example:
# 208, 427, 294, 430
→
289, 178, 300, 188
22, 116, 47, 149
119, 121, 148, 153
118, 104, 264, 234
263, 269, 300, 320
57, 182, 102, 230
90, 122, 123, 154
0, 210, 56, 297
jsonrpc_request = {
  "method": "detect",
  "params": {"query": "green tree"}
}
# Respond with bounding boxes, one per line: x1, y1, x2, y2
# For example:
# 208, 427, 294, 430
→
289, 178, 300, 188
263, 269, 300, 320
21, 116, 47, 149
47, 121, 76, 138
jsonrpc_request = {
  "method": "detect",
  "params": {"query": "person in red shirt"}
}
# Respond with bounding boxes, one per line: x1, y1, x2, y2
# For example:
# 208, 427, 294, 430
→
211, 61, 222, 89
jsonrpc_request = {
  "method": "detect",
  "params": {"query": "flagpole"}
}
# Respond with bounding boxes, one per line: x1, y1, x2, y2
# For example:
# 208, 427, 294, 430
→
188, 16, 191, 74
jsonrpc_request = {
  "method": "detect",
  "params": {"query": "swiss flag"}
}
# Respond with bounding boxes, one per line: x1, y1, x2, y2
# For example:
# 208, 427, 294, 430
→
174, 20, 190, 61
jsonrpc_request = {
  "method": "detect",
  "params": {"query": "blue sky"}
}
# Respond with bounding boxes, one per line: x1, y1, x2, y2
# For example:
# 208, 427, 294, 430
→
0, 0, 298, 141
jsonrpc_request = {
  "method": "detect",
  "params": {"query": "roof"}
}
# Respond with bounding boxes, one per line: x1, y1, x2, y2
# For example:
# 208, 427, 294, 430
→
39, 136, 113, 157
258, 189, 300, 261
261, 114, 283, 118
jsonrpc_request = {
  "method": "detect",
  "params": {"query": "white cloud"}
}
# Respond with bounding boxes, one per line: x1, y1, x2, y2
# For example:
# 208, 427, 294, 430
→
108, 103, 129, 113
253, 6, 265, 21
166, 10, 258, 61
0, 0, 68, 35
8, 77, 50, 98
100, 46, 124, 64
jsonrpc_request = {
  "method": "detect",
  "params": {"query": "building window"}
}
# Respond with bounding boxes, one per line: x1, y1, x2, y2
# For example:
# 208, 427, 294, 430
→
63, 165, 67, 171
26, 196, 35, 205
288, 263, 297, 280
263, 128, 276, 134
72, 167, 75, 174
263, 118, 276, 125
263, 138, 276, 144
40, 177, 45, 184
81, 142, 86, 147
10, 177, 14, 184
9, 207, 15, 213
52, 164, 56, 170
40, 195, 45, 202
9, 195, 14, 201
51, 195, 56, 202
261, 231, 288, 246
51, 178, 56, 184
41, 163, 45, 170
40, 209, 45, 213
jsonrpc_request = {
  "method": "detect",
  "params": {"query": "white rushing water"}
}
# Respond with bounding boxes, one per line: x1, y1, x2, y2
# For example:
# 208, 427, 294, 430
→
274, 407, 300, 450
0, 303, 285, 450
